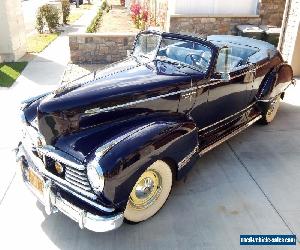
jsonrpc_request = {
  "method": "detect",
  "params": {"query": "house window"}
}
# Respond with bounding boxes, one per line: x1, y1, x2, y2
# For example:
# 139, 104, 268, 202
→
169, 0, 259, 16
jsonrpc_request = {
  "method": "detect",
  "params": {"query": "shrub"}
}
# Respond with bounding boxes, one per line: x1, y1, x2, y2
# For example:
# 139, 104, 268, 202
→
61, 0, 71, 24
101, 0, 111, 13
86, 8, 103, 33
130, 3, 148, 30
36, 4, 60, 33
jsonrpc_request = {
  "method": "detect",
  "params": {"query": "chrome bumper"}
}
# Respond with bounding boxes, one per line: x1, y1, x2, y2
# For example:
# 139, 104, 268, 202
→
17, 142, 124, 233
22, 176, 123, 232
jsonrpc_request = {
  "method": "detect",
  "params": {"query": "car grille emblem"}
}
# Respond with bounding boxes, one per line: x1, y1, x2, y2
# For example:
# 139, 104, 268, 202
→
55, 162, 64, 174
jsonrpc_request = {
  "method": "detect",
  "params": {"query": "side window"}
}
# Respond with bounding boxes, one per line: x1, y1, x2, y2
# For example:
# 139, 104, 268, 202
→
215, 47, 243, 73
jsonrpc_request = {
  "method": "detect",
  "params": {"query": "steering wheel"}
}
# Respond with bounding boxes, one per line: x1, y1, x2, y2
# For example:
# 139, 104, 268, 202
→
185, 53, 209, 68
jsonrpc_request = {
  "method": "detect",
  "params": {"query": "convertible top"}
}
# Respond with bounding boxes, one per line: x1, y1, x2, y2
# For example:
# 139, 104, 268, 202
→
207, 35, 277, 63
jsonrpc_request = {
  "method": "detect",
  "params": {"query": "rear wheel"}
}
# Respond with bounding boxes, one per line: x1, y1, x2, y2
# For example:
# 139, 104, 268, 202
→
260, 95, 281, 125
124, 160, 173, 223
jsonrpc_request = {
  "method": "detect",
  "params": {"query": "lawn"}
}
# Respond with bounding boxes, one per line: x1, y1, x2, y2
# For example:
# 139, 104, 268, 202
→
0, 62, 28, 87
68, 11, 84, 24
80, 3, 93, 10
27, 33, 59, 53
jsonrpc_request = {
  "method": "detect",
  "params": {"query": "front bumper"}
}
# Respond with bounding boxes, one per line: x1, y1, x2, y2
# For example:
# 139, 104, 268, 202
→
16, 132, 124, 232
22, 175, 123, 232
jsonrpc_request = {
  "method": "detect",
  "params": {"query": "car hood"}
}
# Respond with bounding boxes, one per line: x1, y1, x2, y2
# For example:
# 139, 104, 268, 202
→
35, 57, 197, 147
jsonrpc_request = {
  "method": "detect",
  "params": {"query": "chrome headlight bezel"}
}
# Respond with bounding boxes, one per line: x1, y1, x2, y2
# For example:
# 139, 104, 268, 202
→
87, 162, 105, 193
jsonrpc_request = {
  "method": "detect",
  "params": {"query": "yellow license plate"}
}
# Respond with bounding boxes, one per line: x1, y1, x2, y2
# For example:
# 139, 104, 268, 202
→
28, 169, 44, 193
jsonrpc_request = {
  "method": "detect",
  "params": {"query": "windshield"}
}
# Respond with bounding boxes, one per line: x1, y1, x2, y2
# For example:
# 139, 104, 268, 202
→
133, 33, 213, 73
133, 34, 161, 60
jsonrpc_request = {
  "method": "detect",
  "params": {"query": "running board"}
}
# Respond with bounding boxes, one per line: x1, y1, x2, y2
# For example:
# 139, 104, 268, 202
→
199, 115, 262, 156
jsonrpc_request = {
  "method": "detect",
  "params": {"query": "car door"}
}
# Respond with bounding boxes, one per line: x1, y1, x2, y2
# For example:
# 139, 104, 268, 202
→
207, 65, 254, 123
198, 50, 255, 146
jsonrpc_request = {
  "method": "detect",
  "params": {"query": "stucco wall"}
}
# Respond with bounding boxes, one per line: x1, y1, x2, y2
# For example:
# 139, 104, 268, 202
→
69, 33, 136, 63
291, 27, 300, 76
280, 0, 300, 76
0, 0, 26, 62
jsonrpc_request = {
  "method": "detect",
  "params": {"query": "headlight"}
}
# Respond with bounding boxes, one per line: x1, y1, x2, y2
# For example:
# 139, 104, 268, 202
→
87, 163, 104, 193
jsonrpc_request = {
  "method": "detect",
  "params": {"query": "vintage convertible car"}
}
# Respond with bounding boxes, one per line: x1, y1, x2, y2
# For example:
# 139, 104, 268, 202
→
16, 31, 295, 232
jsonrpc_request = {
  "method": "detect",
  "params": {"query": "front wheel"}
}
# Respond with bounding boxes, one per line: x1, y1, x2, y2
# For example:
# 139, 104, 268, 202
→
124, 160, 173, 223
260, 95, 281, 125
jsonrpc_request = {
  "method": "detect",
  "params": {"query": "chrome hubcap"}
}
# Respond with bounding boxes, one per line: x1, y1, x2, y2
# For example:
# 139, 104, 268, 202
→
129, 170, 162, 210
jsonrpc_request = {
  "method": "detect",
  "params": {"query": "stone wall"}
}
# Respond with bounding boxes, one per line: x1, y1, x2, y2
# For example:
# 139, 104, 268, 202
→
69, 33, 136, 64
260, 0, 286, 27
169, 15, 262, 36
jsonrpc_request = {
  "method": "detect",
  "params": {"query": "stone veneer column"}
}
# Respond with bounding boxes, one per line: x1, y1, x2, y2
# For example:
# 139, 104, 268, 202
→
0, 0, 26, 62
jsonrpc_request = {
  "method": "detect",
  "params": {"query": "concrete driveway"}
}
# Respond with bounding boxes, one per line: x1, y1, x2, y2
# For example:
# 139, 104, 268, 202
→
0, 80, 299, 250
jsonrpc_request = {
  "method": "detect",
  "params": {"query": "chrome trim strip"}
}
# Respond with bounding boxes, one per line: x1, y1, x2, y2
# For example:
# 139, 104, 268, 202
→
198, 103, 255, 133
46, 170, 93, 193
84, 82, 218, 116
65, 170, 88, 181
94, 123, 155, 158
199, 115, 262, 156
65, 166, 86, 176
84, 87, 198, 115
83, 65, 264, 117
65, 175, 91, 189
38, 146, 84, 170
178, 146, 199, 170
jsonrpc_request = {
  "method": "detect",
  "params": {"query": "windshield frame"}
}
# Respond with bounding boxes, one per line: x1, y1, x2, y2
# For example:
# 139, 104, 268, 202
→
132, 31, 217, 75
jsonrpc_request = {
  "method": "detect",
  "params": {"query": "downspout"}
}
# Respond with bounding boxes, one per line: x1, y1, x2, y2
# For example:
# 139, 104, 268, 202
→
278, 0, 292, 52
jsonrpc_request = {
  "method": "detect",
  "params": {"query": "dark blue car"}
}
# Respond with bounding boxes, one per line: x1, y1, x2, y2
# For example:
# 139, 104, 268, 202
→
16, 31, 295, 232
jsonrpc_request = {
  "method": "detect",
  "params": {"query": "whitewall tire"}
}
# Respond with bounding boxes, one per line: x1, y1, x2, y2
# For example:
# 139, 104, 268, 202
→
124, 160, 173, 223
261, 95, 281, 124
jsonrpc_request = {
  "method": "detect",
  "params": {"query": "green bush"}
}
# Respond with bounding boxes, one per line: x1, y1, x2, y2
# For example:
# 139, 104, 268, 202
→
86, 9, 103, 33
36, 4, 60, 33
101, 0, 111, 13
61, 0, 71, 24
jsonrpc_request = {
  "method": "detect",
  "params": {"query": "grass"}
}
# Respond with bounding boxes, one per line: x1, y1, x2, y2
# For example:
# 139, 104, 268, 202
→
80, 3, 93, 10
27, 33, 59, 53
0, 62, 28, 87
68, 11, 84, 24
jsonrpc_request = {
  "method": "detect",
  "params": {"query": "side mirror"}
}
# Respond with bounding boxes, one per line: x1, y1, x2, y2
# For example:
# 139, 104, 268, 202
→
212, 46, 231, 81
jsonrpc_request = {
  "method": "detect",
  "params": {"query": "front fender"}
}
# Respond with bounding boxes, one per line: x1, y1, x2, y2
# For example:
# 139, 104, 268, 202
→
87, 119, 198, 209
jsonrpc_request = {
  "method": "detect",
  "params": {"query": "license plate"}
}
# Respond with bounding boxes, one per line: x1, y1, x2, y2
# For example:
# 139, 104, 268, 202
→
28, 169, 44, 193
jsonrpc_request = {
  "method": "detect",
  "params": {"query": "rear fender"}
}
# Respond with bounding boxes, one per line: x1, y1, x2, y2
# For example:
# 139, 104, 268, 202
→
256, 63, 294, 114
257, 63, 294, 101
87, 119, 198, 209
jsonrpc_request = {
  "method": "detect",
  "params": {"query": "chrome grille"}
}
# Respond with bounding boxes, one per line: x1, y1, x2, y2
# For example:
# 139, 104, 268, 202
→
38, 152, 92, 192
65, 166, 92, 191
